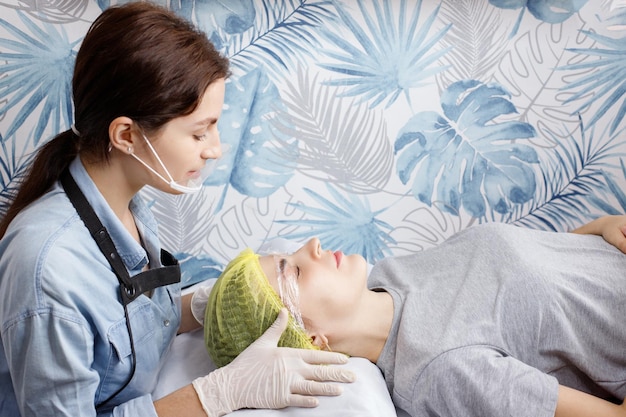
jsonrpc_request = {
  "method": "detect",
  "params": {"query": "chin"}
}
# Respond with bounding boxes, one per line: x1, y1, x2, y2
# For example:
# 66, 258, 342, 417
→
348, 254, 369, 278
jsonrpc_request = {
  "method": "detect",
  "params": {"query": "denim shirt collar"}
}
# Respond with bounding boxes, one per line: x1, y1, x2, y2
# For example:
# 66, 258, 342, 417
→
67, 157, 160, 272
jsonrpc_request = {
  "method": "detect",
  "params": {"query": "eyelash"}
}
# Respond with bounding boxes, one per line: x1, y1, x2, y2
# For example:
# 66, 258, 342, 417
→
195, 121, 218, 141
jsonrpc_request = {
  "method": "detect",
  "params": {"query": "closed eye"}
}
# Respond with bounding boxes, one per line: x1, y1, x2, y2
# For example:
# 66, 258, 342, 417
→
279, 258, 299, 280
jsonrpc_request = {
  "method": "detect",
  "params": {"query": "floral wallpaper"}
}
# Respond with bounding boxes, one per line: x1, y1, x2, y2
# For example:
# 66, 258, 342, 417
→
1, 0, 625, 287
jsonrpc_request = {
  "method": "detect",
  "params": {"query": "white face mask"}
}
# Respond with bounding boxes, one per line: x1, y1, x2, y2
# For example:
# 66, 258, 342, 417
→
130, 132, 229, 194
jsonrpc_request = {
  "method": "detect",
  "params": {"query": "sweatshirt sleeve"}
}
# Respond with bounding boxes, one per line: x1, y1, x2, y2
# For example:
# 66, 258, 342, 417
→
411, 346, 559, 417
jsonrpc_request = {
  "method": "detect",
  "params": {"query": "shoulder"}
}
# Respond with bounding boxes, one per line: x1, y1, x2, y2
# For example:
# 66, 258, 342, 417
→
0, 184, 115, 314
1, 183, 90, 265
5, 182, 76, 238
443, 222, 586, 256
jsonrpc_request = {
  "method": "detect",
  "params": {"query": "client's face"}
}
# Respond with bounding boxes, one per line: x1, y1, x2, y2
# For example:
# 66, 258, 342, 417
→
259, 237, 369, 330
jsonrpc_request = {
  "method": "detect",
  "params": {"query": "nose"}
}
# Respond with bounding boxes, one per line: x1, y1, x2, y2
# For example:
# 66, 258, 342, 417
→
201, 131, 222, 160
304, 237, 321, 259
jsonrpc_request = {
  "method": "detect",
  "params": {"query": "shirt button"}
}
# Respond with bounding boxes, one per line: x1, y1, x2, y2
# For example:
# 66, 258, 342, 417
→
163, 319, 170, 327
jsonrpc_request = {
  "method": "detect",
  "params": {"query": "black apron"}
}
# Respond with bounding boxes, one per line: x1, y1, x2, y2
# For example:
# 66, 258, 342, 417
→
60, 169, 181, 410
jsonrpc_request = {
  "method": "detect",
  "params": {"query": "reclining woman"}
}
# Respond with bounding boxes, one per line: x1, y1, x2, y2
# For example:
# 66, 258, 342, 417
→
204, 215, 626, 417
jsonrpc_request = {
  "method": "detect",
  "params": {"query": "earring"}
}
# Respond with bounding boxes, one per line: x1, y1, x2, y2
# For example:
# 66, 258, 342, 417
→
127, 146, 133, 153
107, 143, 112, 153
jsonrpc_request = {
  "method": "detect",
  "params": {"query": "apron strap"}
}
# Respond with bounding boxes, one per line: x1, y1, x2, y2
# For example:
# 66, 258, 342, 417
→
60, 168, 181, 411
60, 169, 180, 306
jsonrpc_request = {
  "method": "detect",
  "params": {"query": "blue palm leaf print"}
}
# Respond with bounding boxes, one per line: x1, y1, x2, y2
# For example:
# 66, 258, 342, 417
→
205, 68, 297, 199
174, 252, 223, 288
277, 184, 395, 263
605, 5, 626, 30
0, 12, 76, 142
193, 0, 336, 73
593, 166, 626, 215
194, 0, 256, 36
489, 0, 588, 22
489, 0, 588, 38
560, 31, 626, 135
506, 117, 624, 231
319, 0, 451, 108
395, 80, 538, 218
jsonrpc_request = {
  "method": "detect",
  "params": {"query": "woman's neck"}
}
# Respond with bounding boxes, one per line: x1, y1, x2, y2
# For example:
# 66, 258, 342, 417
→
330, 290, 394, 363
81, 156, 141, 242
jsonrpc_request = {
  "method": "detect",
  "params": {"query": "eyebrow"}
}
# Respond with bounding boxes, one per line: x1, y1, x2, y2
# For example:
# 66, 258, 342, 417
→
278, 258, 287, 277
192, 117, 217, 127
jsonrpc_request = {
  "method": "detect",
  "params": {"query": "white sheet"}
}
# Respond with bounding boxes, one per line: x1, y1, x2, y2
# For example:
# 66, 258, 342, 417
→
152, 323, 398, 416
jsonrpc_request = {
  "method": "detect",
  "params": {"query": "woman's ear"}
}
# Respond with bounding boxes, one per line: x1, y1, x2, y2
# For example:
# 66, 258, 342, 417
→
109, 116, 136, 155
308, 331, 331, 351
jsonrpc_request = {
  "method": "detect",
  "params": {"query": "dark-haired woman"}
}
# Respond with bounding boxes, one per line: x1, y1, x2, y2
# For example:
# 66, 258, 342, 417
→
0, 3, 353, 416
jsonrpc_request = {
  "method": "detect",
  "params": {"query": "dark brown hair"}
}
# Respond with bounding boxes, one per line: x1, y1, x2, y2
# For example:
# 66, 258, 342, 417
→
0, 2, 230, 237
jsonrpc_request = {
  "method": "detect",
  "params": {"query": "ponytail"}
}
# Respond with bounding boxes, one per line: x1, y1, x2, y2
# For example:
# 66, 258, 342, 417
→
0, 130, 77, 238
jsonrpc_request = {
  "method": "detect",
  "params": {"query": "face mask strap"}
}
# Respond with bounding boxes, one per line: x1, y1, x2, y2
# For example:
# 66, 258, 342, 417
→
129, 153, 173, 185
138, 132, 177, 182
130, 131, 203, 193
132, 128, 228, 194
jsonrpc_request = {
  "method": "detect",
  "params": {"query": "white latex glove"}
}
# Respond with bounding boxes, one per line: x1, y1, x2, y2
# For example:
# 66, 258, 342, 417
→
191, 308, 355, 417
191, 284, 213, 325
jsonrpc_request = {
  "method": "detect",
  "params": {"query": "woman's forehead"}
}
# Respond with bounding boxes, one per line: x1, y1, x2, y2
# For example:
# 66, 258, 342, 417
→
258, 255, 278, 288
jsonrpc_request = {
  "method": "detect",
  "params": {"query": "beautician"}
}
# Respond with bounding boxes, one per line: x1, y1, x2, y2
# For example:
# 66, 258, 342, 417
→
0, 3, 354, 417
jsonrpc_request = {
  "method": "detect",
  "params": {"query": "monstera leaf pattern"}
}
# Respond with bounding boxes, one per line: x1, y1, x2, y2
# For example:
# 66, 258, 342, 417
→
489, 0, 588, 37
489, 0, 588, 23
395, 80, 538, 217
205, 68, 297, 201
1, 1, 625, 281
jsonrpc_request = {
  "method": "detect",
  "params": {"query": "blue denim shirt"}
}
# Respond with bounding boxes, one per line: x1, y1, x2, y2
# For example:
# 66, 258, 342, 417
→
0, 158, 181, 417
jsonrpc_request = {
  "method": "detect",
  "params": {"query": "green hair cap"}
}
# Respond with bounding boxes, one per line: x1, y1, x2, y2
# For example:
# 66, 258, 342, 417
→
205, 248, 317, 367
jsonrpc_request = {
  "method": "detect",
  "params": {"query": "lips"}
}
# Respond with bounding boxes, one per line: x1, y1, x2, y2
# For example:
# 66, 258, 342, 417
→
334, 251, 343, 268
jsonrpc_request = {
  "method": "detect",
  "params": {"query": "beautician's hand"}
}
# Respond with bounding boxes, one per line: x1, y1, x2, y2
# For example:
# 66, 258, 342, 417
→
572, 215, 626, 254
191, 308, 355, 417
